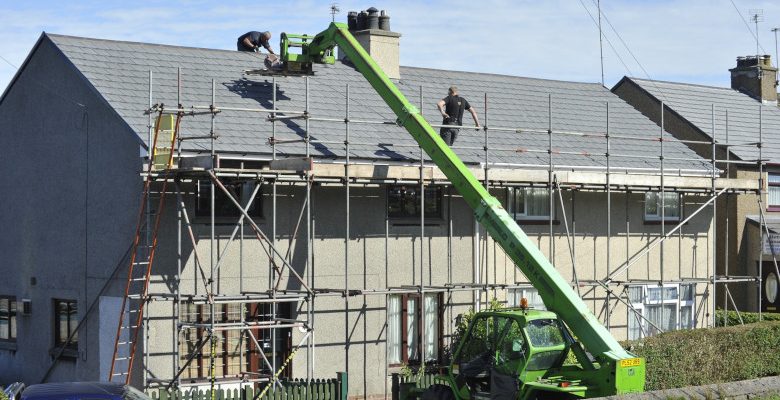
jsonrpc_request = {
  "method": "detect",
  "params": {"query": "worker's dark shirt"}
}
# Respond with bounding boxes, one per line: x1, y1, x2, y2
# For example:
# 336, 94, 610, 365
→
237, 31, 269, 51
441, 95, 471, 126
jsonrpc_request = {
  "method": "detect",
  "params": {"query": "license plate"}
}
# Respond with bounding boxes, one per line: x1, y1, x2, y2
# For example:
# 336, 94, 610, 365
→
620, 358, 642, 368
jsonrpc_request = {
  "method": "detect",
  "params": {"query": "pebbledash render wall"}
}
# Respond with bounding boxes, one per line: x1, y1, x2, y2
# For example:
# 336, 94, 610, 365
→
142, 181, 715, 398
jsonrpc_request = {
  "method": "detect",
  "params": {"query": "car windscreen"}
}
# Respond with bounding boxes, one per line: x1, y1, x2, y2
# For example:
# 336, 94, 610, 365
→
525, 319, 564, 348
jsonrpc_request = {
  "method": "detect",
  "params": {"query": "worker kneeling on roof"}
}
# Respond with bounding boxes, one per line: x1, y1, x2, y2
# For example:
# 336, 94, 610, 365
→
237, 31, 275, 54
437, 86, 480, 146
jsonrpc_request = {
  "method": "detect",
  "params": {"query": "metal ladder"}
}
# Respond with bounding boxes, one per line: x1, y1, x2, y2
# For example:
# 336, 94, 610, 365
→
109, 109, 180, 384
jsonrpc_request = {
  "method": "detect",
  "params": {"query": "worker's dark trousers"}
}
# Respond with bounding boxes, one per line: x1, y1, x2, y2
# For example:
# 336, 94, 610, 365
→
237, 42, 255, 51
440, 127, 460, 146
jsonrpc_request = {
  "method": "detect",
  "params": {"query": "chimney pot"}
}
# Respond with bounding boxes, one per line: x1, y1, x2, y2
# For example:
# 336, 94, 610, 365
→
379, 10, 391, 31
357, 10, 367, 30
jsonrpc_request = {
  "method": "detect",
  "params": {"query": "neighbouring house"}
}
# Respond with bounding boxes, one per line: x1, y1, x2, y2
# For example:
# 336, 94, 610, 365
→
612, 55, 780, 315
0, 22, 756, 398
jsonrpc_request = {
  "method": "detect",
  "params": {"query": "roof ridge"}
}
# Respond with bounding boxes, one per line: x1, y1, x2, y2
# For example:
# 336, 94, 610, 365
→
45, 32, 243, 55
629, 76, 735, 92
401, 65, 605, 86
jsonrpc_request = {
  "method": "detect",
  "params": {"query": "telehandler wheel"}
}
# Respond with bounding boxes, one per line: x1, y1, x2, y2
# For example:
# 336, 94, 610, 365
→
420, 384, 455, 400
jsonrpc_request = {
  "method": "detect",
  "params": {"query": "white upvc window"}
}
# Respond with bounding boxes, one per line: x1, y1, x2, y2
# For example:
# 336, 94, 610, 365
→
507, 287, 546, 310
627, 283, 695, 340
644, 192, 681, 222
768, 173, 780, 209
508, 188, 551, 220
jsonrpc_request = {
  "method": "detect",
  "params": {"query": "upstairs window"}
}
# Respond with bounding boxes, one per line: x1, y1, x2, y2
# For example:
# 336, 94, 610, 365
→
196, 180, 263, 219
387, 185, 443, 220
769, 173, 780, 210
644, 192, 680, 222
508, 188, 551, 221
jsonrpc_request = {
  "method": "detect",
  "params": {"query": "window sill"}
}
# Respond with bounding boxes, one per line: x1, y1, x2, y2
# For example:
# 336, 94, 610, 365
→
516, 219, 559, 226
644, 219, 682, 225
0, 341, 17, 352
767, 206, 780, 212
390, 219, 445, 227
49, 346, 78, 360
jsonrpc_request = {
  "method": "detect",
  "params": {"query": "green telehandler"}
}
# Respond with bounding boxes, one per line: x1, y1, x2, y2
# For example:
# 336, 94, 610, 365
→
268, 22, 645, 399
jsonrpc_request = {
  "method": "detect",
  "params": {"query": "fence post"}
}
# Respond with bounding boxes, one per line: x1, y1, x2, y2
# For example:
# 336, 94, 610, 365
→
391, 373, 399, 400
335, 371, 348, 400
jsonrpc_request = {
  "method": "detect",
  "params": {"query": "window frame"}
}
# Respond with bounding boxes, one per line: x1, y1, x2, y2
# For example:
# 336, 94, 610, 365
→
768, 173, 780, 211
53, 299, 78, 351
507, 187, 553, 221
386, 185, 444, 223
387, 293, 444, 366
179, 302, 292, 381
643, 192, 682, 222
507, 287, 546, 310
626, 283, 695, 340
196, 179, 263, 220
0, 296, 17, 342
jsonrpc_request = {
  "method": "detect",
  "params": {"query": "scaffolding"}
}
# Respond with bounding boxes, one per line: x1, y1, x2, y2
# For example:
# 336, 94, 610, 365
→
122, 67, 771, 395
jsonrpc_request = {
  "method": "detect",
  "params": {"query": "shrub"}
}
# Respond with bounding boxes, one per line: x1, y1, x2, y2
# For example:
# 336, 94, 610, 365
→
624, 321, 780, 390
715, 310, 780, 327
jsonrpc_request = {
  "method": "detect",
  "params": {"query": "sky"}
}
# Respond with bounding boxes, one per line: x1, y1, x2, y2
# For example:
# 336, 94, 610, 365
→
1, 0, 780, 92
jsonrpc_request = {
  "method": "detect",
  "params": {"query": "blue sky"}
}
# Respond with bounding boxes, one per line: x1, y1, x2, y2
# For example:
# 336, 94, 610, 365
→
1, 0, 780, 92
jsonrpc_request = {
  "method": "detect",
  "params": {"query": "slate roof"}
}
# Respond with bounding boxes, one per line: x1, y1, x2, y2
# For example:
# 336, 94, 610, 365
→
41, 33, 710, 171
617, 77, 780, 164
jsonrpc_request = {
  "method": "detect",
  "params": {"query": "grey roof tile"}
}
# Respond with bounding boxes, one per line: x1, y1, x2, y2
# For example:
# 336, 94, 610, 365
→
45, 33, 710, 172
626, 77, 780, 163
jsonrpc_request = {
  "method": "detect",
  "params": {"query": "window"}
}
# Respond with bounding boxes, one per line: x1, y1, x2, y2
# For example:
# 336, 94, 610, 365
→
0, 297, 17, 342
644, 192, 681, 221
768, 173, 780, 210
387, 185, 442, 220
508, 188, 551, 220
179, 302, 291, 380
507, 287, 546, 310
627, 284, 695, 340
387, 293, 443, 365
54, 299, 77, 349
196, 180, 263, 218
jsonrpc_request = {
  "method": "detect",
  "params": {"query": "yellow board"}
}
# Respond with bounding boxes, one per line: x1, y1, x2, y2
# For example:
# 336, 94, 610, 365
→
619, 358, 642, 368
152, 114, 176, 169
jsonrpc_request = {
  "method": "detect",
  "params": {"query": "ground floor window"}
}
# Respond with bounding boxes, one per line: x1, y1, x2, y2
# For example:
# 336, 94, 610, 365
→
507, 287, 545, 310
0, 297, 17, 341
179, 302, 291, 381
387, 293, 443, 365
627, 283, 695, 340
53, 299, 78, 349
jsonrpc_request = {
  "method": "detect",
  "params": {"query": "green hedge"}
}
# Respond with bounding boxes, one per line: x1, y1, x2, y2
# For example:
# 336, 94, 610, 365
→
623, 321, 780, 390
715, 310, 780, 326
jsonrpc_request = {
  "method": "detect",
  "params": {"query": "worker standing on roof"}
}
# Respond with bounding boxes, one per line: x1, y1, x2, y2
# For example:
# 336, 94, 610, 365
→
437, 86, 480, 146
237, 31, 275, 54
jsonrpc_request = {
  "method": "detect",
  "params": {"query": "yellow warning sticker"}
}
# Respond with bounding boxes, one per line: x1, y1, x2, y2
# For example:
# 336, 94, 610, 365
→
620, 358, 642, 368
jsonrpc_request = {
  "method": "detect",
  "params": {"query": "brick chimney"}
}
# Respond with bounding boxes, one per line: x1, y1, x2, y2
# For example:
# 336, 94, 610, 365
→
341, 8, 401, 79
729, 55, 778, 103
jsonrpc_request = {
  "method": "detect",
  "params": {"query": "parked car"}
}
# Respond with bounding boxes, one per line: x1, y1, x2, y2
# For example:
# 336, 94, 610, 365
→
3, 382, 26, 400
20, 382, 148, 400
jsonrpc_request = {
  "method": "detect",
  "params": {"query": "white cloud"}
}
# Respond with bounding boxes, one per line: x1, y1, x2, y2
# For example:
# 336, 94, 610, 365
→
2, 0, 780, 92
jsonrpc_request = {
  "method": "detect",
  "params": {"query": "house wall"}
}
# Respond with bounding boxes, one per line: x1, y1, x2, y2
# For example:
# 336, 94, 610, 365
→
613, 80, 764, 313
143, 181, 713, 397
0, 38, 142, 385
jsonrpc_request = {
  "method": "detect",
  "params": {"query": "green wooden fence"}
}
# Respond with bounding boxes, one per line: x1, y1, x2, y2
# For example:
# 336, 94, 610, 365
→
149, 372, 347, 400
391, 373, 443, 400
